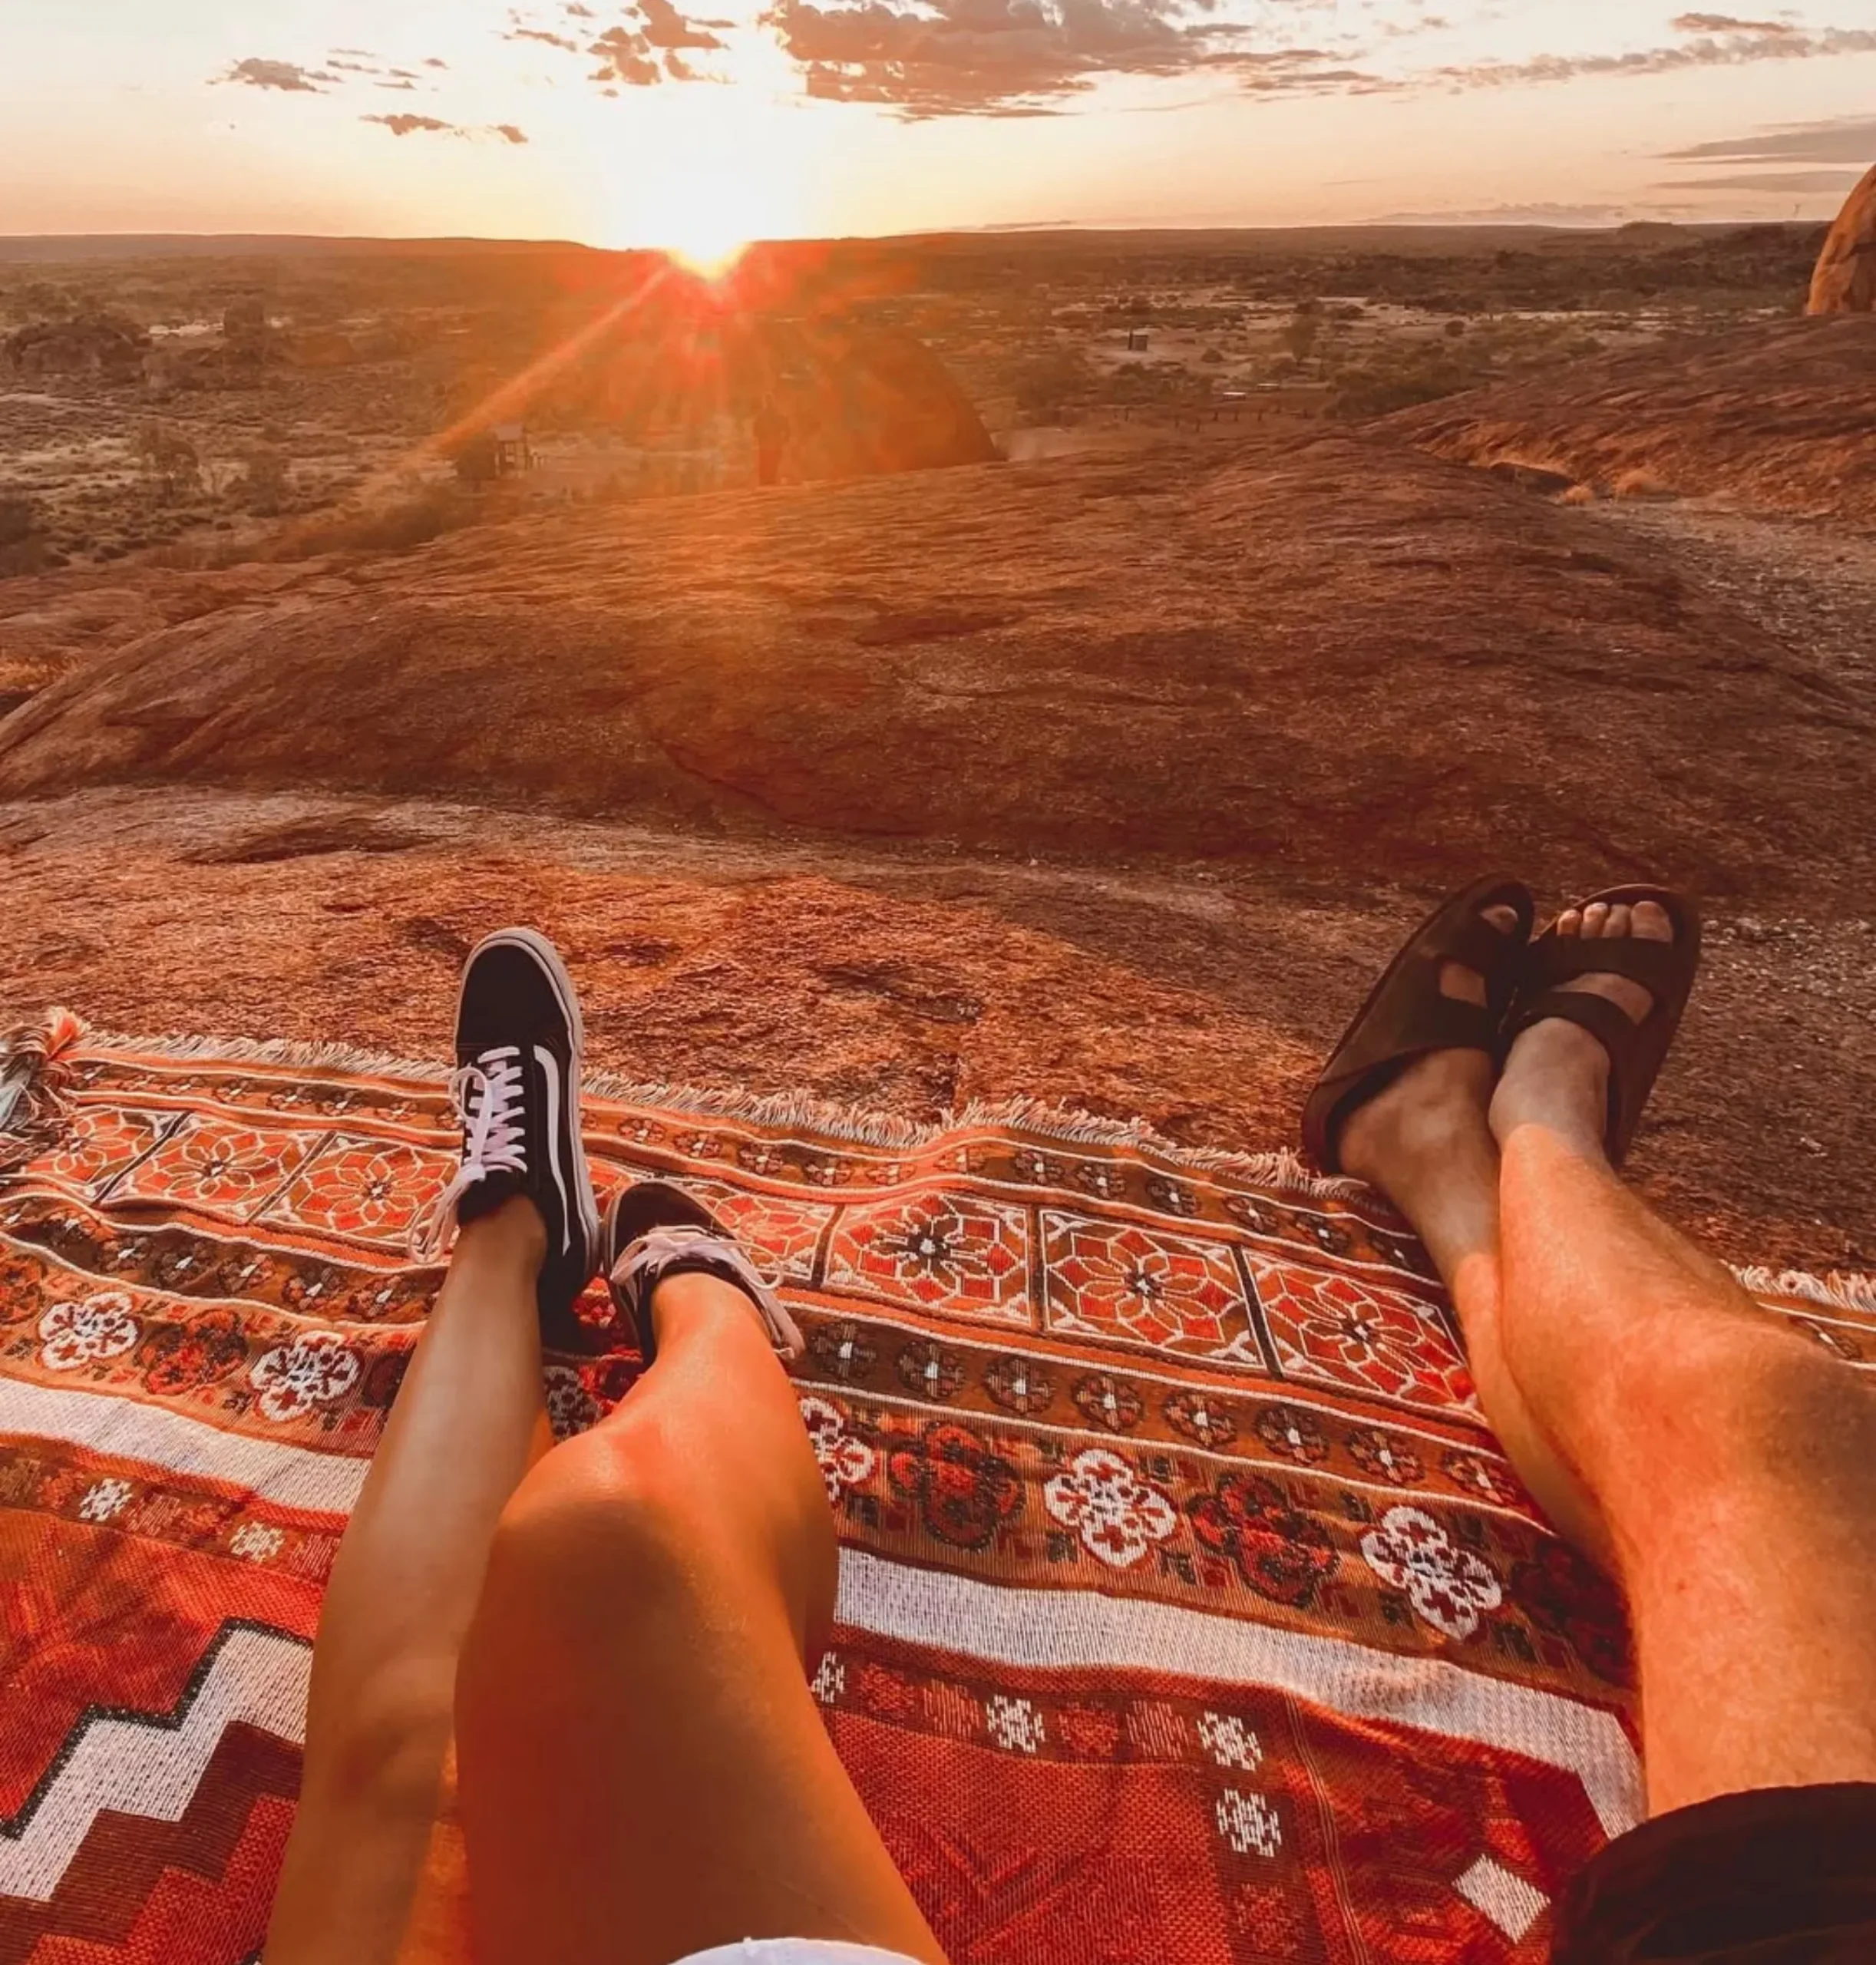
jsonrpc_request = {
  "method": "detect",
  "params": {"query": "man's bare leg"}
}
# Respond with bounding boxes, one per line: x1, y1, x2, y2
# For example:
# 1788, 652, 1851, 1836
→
1486, 900, 1876, 1813
1339, 906, 1611, 1560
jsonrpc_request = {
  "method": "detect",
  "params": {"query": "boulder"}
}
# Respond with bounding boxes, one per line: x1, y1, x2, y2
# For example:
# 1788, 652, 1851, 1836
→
1809, 163, 1876, 314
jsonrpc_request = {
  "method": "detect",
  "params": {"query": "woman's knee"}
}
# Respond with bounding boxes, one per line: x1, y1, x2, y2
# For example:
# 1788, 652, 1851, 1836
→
482, 1428, 702, 1627
476, 1409, 837, 1661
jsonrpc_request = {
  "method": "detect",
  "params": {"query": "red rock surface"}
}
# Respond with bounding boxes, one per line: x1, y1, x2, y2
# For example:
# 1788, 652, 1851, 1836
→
2, 434, 1868, 909
1810, 163, 1876, 315
1389, 316, 1876, 526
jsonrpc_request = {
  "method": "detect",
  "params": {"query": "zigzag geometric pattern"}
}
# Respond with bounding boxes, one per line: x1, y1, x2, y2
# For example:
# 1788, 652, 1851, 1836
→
2, 1022, 1870, 1962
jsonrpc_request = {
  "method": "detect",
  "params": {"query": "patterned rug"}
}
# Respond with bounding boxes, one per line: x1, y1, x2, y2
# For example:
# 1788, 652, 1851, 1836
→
2, 1013, 1872, 1965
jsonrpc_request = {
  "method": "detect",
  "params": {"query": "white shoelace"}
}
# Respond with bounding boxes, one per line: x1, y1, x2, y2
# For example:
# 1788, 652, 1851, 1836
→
409, 1047, 528, 1261
610, 1225, 804, 1362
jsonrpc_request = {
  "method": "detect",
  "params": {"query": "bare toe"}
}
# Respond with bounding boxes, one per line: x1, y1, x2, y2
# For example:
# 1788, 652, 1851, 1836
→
1633, 900, 1673, 942
1557, 908, 1584, 938
1492, 893, 1676, 1160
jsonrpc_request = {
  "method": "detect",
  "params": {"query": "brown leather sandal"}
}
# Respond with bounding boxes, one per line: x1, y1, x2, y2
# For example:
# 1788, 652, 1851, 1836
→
1303, 875, 1534, 1174
1505, 884, 1702, 1167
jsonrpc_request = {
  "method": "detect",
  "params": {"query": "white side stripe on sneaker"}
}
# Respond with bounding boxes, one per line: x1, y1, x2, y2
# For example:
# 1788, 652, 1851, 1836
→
609, 1227, 805, 1361
409, 1047, 529, 1260
536, 1043, 572, 1257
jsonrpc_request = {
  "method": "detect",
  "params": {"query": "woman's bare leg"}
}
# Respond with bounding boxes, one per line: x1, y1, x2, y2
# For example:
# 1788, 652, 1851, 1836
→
264, 1197, 550, 1965
1487, 901, 1876, 1815
456, 1270, 946, 1965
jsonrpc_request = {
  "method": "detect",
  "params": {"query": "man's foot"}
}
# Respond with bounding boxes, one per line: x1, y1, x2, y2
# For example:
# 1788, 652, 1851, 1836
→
1489, 899, 1675, 1164
1337, 903, 1522, 1207
410, 929, 601, 1331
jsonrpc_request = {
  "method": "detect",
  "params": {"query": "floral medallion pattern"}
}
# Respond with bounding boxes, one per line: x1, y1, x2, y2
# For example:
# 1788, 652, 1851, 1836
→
1360, 1506, 1504, 1640
274, 1138, 453, 1243
800, 1393, 878, 1504
135, 1306, 248, 1396
1042, 1213, 1257, 1361
114, 1116, 313, 1215
1247, 1257, 1475, 1411
248, 1330, 362, 1425
688, 1180, 833, 1281
1190, 1471, 1339, 1607
1043, 1447, 1178, 1569
45, 1108, 168, 1192
886, 1420, 1021, 1551
826, 1194, 1029, 1323
39, 1293, 140, 1372
1509, 1541, 1633, 1686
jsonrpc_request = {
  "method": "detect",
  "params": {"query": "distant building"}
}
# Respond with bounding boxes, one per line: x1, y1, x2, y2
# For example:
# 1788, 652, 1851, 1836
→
490, 422, 533, 477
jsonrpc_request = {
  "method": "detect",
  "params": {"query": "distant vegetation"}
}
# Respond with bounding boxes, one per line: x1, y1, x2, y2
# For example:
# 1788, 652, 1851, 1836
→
0, 220, 1831, 576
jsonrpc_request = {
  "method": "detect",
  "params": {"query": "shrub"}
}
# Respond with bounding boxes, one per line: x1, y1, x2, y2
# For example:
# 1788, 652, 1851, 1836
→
269, 487, 482, 560
136, 420, 200, 503
1612, 468, 1675, 501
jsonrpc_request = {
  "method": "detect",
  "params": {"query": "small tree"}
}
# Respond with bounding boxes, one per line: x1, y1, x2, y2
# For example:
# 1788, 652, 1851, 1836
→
452, 431, 501, 488
0, 494, 44, 576
136, 421, 200, 504
239, 445, 290, 513
1280, 308, 1321, 365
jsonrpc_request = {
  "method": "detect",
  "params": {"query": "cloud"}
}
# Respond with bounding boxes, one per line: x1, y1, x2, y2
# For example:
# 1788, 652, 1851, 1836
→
365, 112, 457, 134
218, 57, 339, 92
1664, 114, 1876, 164
1669, 12, 1792, 31
504, 5, 727, 81
639, 0, 728, 51
363, 113, 534, 142
1433, 18, 1876, 89
589, 23, 665, 83
1657, 168, 1864, 192
507, 25, 585, 49
761, 0, 1366, 117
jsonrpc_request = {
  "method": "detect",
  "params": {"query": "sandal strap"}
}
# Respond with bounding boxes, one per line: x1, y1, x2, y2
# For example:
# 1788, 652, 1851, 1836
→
1508, 987, 1640, 1065
1438, 909, 1524, 995
609, 1225, 804, 1363
1533, 933, 1679, 996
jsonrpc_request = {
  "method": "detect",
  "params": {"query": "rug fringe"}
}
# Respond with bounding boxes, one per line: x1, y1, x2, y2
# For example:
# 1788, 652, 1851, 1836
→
78, 1019, 1364, 1201
1734, 1266, 1876, 1315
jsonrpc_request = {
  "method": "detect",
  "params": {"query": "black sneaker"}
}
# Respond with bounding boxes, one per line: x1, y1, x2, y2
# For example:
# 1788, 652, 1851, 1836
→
603, 1180, 803, 1365
411, 928, 601, 1337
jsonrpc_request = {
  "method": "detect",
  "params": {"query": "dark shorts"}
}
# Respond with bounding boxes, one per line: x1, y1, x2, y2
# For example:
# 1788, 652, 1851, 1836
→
1552, 1782, 1876, 1963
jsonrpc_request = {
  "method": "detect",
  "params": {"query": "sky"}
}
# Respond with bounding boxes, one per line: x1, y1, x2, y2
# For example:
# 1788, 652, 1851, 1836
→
0, 1, 1871, 256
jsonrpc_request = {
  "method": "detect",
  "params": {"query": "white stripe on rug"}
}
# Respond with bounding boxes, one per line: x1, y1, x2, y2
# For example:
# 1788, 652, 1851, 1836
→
0, 1625, 309, 1902
836, 1547, 1643, 1838
0, 1376, 369, 1515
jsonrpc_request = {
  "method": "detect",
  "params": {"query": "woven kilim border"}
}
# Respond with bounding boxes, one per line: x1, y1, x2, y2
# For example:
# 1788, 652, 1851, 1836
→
2, 1022, 1871, 1963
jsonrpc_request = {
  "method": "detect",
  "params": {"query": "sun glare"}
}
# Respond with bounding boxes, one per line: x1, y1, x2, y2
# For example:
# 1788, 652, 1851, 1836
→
644, 171, 765, 274
590, 108, 799, 271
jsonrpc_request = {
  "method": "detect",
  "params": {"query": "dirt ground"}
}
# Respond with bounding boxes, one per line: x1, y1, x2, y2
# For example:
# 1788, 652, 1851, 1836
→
2, 778, 1869, 1277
